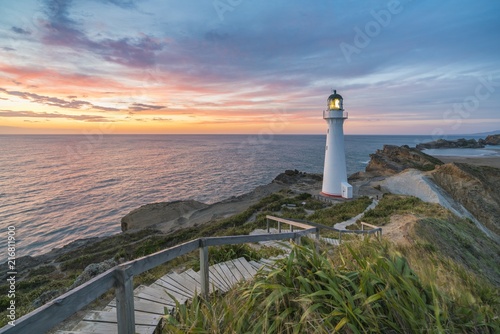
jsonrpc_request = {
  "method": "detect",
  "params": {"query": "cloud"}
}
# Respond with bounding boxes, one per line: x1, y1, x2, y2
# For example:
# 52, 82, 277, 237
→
11, 26, 31, 35
103, 0, 137, 9
0, 109, 112, 122
128, 103, 166, 112
0, 88, 119, 111
40, 0, 165, 67
152, 117, 172, 121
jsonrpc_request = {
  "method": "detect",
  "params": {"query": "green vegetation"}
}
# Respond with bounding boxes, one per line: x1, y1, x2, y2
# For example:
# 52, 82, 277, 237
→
164, 240, 499, 333
3, 188, 499, 332
308, 196, 372, 226
0, 190, 322, 327
362, 194, 450, 226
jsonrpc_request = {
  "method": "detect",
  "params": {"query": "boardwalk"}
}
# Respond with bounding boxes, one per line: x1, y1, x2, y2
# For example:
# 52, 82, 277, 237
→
56, 243, 287, 333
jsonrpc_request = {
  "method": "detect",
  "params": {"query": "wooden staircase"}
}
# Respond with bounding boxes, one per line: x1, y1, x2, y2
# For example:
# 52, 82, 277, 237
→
53, 221, 338, 334
56, 255, 281, 334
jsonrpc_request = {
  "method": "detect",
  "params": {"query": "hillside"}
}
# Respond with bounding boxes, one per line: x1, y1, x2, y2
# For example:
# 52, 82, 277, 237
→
163, 194, 500, 333
1, 148, 499, 332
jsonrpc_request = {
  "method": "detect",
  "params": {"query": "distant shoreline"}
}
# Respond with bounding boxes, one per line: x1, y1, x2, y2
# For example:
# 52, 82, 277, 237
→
433, 155, 500, 169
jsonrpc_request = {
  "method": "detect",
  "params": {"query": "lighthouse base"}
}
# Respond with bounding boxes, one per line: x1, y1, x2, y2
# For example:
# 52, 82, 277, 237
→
319, 191, 343, 199
320, 182, 353, 199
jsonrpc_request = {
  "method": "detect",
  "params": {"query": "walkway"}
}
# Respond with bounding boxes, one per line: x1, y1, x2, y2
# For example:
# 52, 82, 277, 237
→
334, 199, 378, 230
56, 252, 284, 333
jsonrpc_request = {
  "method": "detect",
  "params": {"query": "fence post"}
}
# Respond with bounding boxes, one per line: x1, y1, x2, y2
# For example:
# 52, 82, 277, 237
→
200, 241, 209, 300
278, 221, 281, 233
115, 267, 135, 334
266, 218, 269, 233
315, 227, 320, 253
294, 233, 301, 245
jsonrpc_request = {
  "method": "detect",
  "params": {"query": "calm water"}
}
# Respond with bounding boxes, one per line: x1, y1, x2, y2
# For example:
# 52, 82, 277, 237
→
0, 134, 487, 261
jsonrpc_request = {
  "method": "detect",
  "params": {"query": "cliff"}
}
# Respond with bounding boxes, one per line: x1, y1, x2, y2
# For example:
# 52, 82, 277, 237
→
365, 145, 443, 176
364, 144, 500, 242
415, 134, 500, 150
416, 138, 484, 150
432, 163, 500, 237
485, 134, 500, 145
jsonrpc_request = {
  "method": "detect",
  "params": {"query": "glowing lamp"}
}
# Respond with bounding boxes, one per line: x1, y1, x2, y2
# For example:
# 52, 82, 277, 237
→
327, 90, 343, 110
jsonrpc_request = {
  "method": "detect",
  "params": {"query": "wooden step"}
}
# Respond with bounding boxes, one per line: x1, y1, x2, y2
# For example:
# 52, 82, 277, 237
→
154, 273, 195, 299
209, 264, 231, 292
83, 310, 161, 327
70, 320, 157, 334
211, 263, 233, 290
233, 257, 256, 279
134, 285, 179, 306
218, 262, 238, 287
225, 259, 244, 282
108, 296, 168, 315
149, 281, 189, 304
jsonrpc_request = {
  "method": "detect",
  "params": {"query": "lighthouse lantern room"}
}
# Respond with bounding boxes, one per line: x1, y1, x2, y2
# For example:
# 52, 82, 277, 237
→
321, 90, 353, 199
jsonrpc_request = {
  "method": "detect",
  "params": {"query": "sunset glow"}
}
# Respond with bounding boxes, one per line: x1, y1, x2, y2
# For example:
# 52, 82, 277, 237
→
1, 0, 499, 135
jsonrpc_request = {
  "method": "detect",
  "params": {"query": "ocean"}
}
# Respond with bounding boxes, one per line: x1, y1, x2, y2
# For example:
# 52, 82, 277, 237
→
0, 134, 493, 261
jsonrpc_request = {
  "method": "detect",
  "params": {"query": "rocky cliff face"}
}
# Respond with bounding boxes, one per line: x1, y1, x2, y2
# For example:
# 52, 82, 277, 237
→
485, 134, 500, 145
432, 163, 500, 238
416, 138, 484, 150
415, 134, 500, 149
365, 145, 443, 176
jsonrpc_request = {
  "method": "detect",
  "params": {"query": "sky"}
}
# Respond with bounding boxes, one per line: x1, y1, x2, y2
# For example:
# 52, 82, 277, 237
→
0, 0, 499, 135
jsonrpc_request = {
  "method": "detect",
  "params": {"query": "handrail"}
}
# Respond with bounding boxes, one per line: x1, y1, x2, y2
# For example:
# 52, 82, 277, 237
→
0, 227, 318, 334
266, 215, 382, 242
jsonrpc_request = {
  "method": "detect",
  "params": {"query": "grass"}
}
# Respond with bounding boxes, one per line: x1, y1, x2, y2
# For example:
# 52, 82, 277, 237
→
361, 194, 450, 226
0, 190, 313, 327
4, 189, 499, 332
164, 240, 500, 333
308, 196, 372, 226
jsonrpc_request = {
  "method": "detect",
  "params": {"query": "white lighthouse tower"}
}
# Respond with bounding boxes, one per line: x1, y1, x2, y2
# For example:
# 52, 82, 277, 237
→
321, 90, 353, 199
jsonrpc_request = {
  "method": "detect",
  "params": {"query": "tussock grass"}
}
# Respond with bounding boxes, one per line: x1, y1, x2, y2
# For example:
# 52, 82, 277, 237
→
308, 196, 372, 226
165, 240, 499, 333
362, 194, 450, 226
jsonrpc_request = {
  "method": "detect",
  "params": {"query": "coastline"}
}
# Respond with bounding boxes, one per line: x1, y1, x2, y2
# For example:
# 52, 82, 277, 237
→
3, 140, 500, 331
432, 155, 500, 169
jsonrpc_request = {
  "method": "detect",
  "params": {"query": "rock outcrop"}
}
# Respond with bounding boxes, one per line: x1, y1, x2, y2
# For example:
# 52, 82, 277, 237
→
432, 163, 500, 238
416, 138, 484, 150
365, 145, 443, 176
121, 200, 209, 232
484, 134, 500, 145
273, 170, 321, 184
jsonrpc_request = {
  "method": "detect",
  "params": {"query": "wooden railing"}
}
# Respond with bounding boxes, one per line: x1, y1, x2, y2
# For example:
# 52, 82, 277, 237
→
266, 215, 382, 242
0, 227, 318, 334
360, 222, 383, 238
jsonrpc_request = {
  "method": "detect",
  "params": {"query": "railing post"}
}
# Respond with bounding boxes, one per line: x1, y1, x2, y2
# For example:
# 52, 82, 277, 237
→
278, 221, 281, 233
294, 233, 301, 245
315, 227, 320, 253
200, 240, 209, 300
266, 218, 270, 233
115, 267, 135, 334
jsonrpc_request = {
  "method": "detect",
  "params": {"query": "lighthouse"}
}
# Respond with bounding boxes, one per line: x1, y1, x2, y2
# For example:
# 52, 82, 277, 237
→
321, 90, 353, 199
